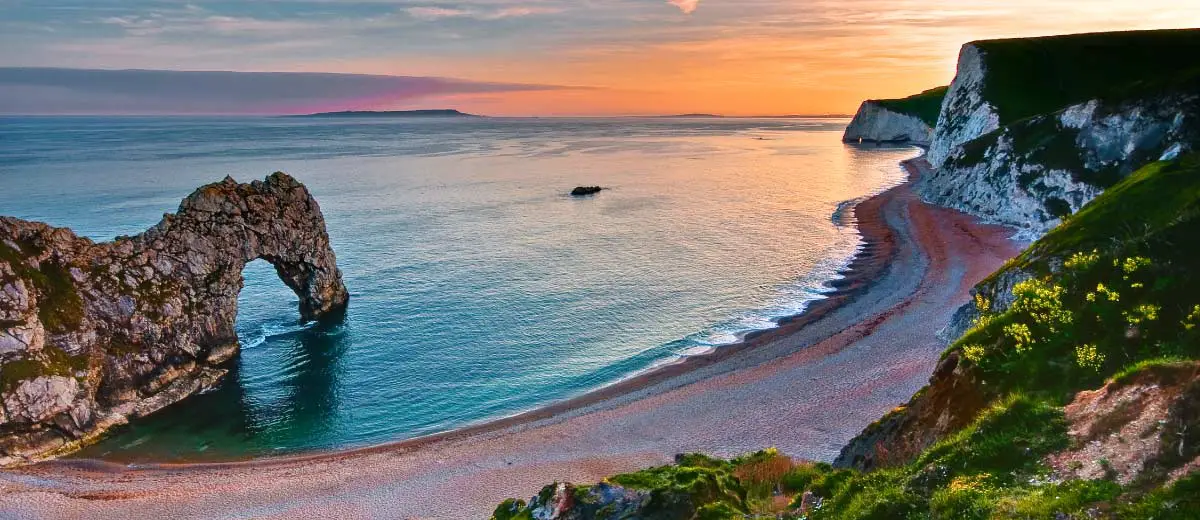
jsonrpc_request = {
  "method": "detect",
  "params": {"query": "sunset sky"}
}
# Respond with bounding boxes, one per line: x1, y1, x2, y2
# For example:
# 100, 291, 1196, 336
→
2, 1, 1200, 115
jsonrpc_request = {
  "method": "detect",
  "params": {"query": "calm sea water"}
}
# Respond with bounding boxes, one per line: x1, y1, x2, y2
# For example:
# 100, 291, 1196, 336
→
0, 116, 913, 462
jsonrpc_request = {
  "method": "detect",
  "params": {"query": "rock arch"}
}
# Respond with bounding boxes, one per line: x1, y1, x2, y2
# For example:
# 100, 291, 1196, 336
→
0, 172, 348, 465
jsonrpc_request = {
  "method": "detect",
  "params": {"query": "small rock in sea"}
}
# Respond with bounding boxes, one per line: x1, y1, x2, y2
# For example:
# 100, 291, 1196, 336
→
570, 186, 603, 196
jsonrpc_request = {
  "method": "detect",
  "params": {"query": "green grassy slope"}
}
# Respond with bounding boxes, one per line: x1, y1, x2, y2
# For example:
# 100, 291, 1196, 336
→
973, 28, 1200, 125
872, 86, 948, 127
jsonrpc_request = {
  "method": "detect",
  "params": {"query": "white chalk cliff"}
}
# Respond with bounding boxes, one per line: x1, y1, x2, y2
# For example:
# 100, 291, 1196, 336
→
842, 102, 934, 145
916, 43, 1200, 239
927, 44, 999, 168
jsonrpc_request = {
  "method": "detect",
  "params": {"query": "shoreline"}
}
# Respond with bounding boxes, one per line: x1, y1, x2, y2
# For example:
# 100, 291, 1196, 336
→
55, 154, 907, 471
0, 152, 1024, 519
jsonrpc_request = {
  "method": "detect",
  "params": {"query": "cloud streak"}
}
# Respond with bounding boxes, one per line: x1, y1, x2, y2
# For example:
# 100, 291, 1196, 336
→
668, 0, 700, 14
0, 67, 578, 114
406, 5, 560, 21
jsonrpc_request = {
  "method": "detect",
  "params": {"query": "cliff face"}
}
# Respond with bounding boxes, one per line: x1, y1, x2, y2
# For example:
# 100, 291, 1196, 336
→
842, 87, 946, 146
927, 44, 998, 167
842, 102, 935, 145
0, 172, 348, 465
919, 92, 1199, 239
919, 30, 1200, 240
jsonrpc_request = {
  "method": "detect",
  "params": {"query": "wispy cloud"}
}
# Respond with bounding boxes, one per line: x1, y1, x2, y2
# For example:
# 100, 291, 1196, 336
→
668, 0, 699, 14
0, 67, 580, 115
405, 4, 560, 21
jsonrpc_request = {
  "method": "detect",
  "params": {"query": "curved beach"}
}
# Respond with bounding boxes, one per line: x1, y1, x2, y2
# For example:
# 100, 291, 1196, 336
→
0, 155, 1021, 520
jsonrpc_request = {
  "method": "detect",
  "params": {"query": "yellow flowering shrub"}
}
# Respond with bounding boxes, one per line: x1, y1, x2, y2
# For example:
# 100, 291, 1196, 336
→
1074, 344, 1105, 371
1064, 249, 1100, 270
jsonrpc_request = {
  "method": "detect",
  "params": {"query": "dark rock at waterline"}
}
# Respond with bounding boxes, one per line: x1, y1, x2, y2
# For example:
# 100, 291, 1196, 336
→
570, 186, 603, 196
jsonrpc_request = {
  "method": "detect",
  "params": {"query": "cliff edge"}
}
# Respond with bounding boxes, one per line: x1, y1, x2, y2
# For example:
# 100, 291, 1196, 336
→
919, 29, 1200, 238
0, 172, 348, 465
842, 87, 946, 146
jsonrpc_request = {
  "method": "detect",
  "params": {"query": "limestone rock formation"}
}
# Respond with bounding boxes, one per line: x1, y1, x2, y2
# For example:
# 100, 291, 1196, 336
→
0, 172, 348, 465
495, 482, 652, 520
915, 30, 1200, 240
842, 101, 935, 146
918, 92, 1200, 239
927, 43, 998, 168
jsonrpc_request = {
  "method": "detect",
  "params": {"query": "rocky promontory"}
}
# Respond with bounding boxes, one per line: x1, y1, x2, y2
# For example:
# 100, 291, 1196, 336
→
918, 29, 1200, 238
0, 172, 348, 465
842, 87, 946, 146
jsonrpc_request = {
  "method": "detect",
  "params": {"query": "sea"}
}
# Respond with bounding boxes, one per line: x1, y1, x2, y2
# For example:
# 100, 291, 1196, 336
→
0, 116, 914, 462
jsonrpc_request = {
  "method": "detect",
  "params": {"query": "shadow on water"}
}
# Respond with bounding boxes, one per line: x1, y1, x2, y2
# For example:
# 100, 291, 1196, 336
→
72, 320, 350, 464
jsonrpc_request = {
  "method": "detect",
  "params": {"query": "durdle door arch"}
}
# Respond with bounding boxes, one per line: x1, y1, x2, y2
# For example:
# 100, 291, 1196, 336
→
0, 172, 348, 465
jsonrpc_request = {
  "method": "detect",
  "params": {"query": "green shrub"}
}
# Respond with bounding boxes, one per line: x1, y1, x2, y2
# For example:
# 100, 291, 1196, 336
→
991, 479, 1121, 518
608, 463, 747, 516
1119, 473, 1200, 519
489, 499, 532, 520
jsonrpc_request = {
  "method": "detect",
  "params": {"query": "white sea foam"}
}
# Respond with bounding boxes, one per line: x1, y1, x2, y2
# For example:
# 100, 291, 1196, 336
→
238, 321, 317, 350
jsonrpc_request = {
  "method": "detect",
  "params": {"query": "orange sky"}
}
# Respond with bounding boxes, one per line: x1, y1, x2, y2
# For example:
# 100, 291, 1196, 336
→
5, 0, 1200, 116
289, 1, 1200, 115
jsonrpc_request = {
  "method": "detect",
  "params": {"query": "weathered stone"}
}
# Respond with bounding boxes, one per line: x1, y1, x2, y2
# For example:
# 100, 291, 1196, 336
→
1046, 362, 1200, 486
3, 376, 78, 424
0, 172, 348, 465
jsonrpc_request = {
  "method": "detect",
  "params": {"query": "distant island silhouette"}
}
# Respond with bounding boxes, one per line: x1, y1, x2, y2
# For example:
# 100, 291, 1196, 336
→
293, 109, 481, 118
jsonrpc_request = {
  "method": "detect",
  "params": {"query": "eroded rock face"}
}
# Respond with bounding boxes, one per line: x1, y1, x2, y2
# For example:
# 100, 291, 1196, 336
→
1046, 362, 1200, 486
0, 172, 348, 465
918, 92, 1200, 240
842, 102, 934, 146
833, 351, 990, 471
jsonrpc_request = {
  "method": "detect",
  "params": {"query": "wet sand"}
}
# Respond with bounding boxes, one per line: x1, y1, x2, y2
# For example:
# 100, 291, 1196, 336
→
0, 155, 1022, 519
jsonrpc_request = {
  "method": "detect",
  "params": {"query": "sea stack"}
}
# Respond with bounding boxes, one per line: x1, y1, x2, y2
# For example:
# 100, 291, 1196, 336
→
0, 172, 348, 465
570, 186, 604, 196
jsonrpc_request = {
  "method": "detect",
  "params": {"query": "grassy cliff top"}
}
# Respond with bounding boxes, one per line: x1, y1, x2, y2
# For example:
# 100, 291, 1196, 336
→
871, 86, 948, 127
973, 28, 1200, 125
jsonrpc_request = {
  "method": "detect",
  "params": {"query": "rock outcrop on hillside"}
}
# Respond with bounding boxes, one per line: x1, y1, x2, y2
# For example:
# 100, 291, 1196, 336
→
1046, 362, 1200, 486
0, 172, 348, 465
842, 102, 935, 146
833, 351, 989, 471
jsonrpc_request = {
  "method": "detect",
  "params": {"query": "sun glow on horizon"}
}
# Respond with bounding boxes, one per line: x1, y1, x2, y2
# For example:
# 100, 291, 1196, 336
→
2, 1, 1200, 116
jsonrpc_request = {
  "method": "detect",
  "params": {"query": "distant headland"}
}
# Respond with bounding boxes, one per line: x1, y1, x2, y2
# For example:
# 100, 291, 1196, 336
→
292, 109, 481, 118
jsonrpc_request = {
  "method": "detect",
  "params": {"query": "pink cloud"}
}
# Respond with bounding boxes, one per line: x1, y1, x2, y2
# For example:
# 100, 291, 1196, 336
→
668, 0, 700, 14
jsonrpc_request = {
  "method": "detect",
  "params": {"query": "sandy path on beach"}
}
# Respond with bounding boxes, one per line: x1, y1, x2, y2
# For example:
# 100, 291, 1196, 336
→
0, 158, 1021, 520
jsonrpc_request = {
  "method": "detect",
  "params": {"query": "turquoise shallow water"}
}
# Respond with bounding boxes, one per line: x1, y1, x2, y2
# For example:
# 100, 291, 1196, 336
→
0, 116, 913, 462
